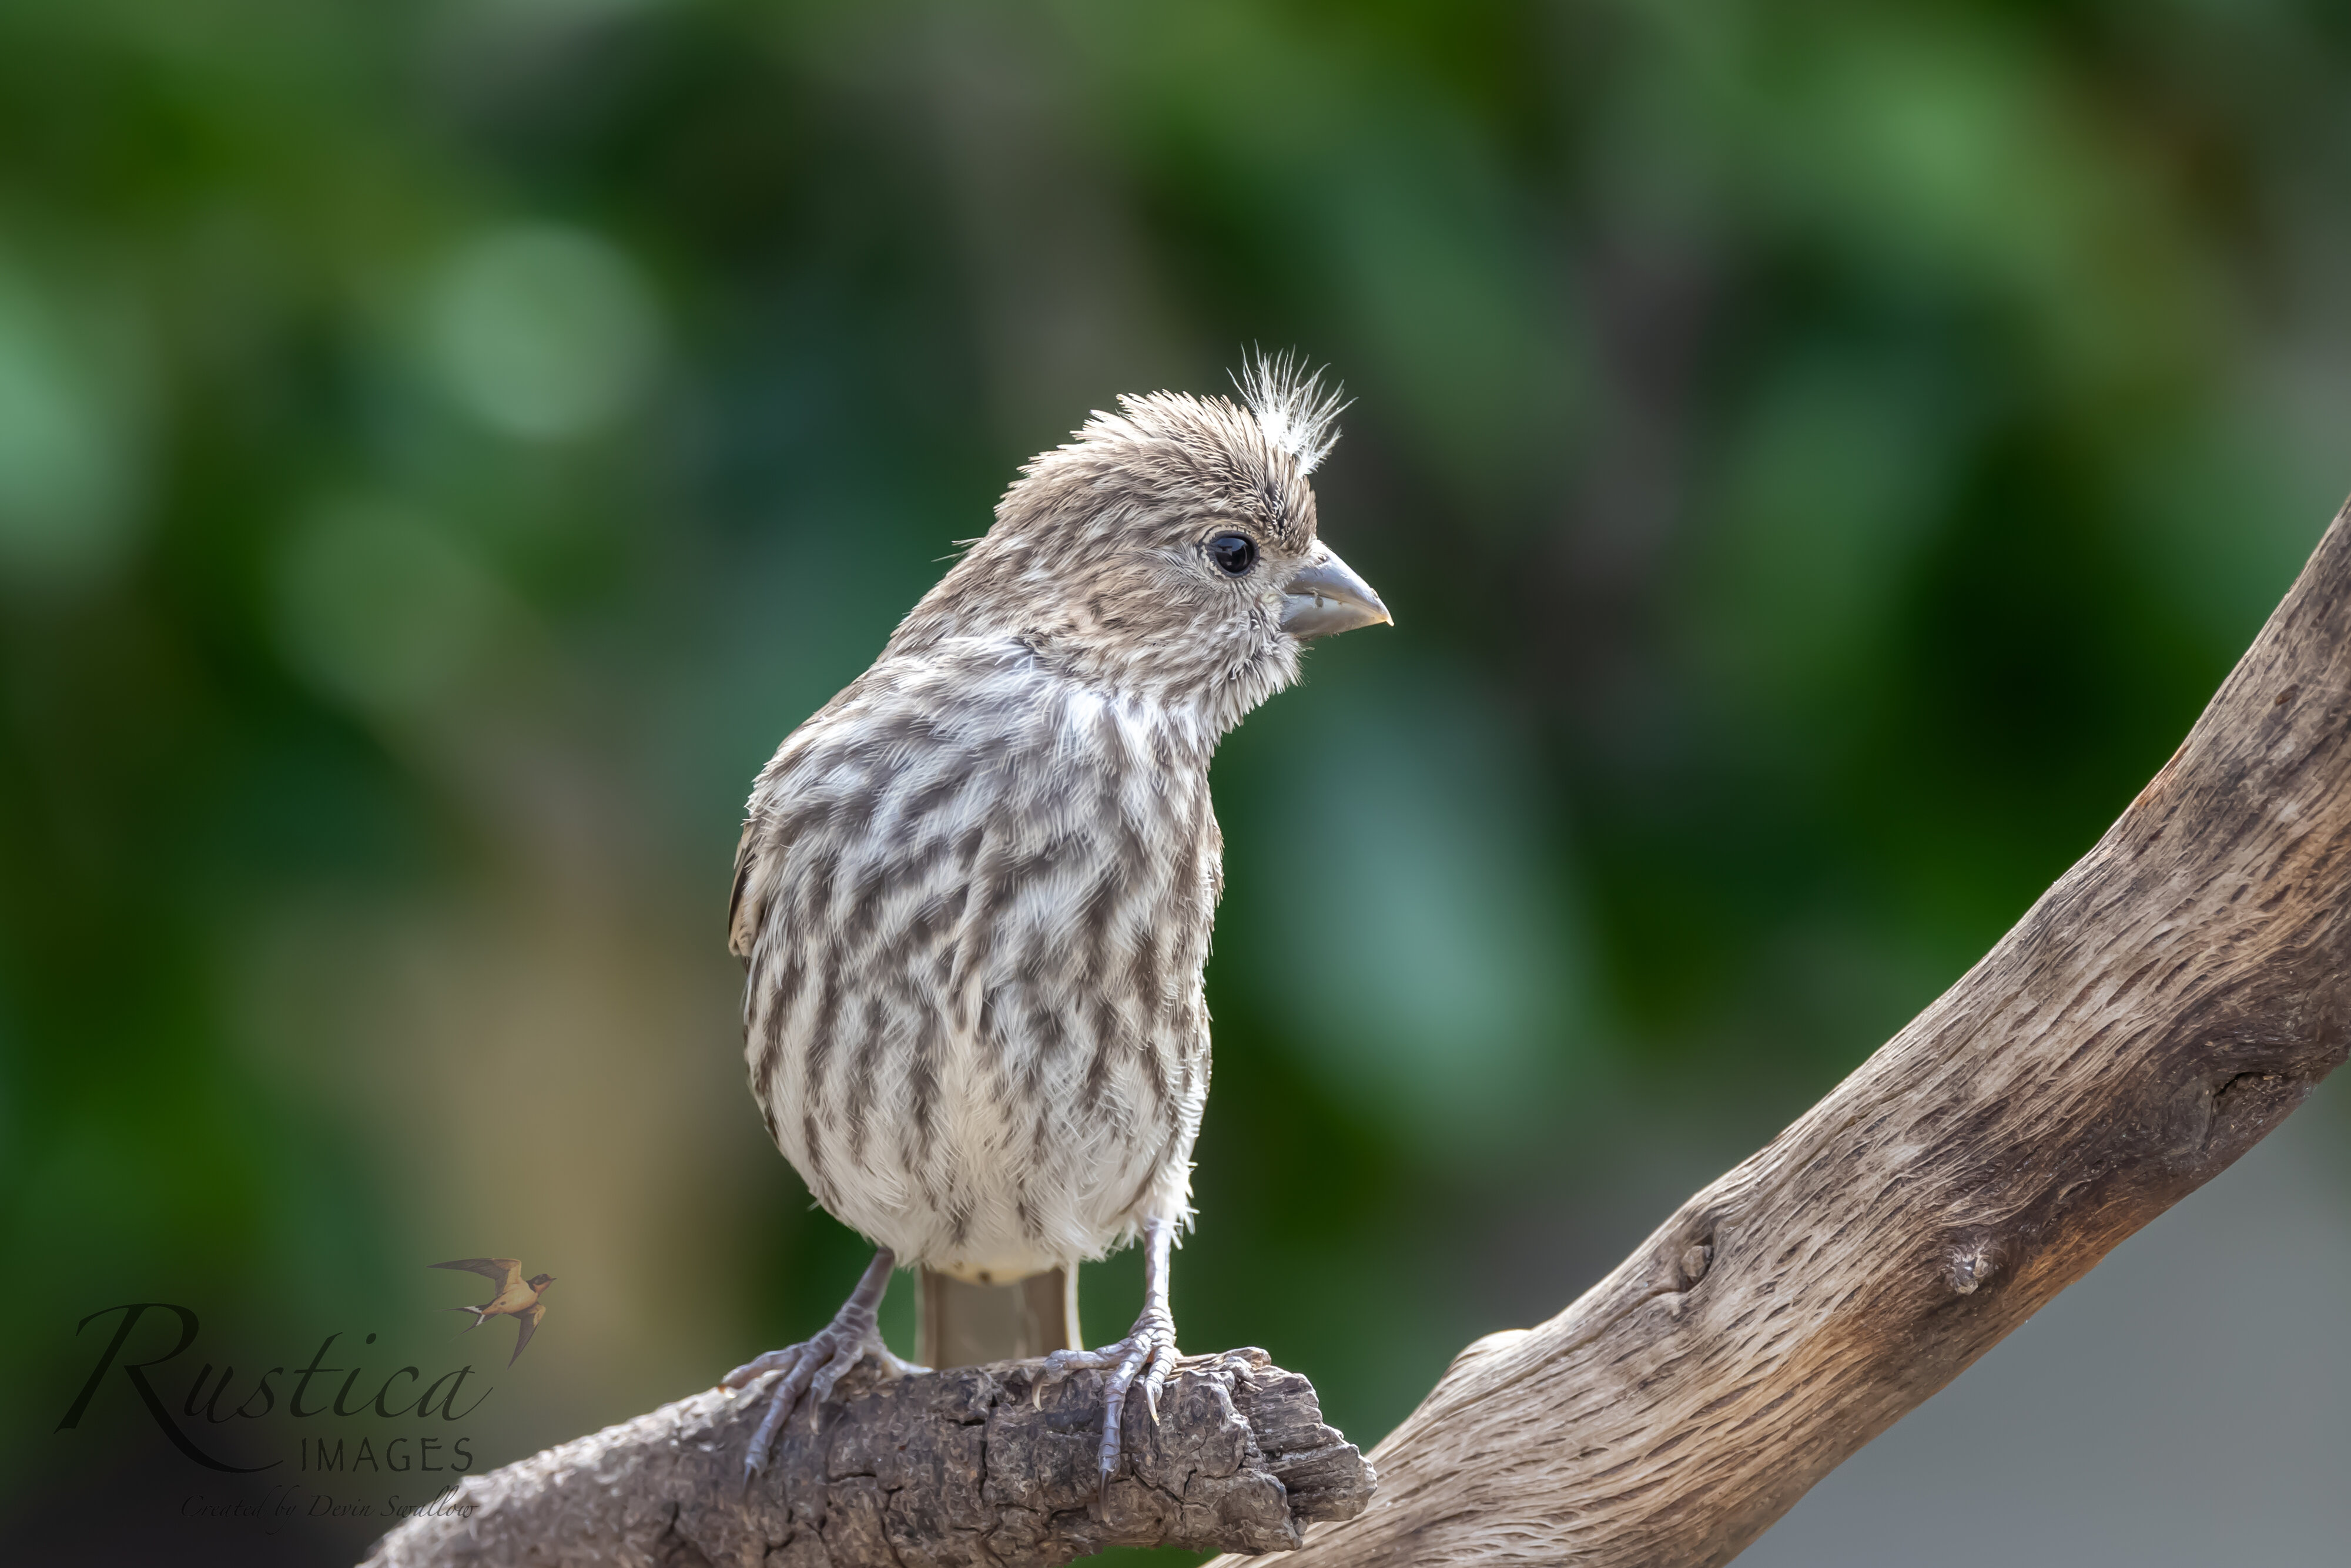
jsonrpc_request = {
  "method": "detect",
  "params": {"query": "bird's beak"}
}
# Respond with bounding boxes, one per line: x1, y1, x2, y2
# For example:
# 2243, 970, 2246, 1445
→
1281, 544, 1392, 640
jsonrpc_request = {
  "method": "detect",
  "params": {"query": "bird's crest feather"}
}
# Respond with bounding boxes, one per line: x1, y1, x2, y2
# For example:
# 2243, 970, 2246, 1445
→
1231, 348, 1348, 474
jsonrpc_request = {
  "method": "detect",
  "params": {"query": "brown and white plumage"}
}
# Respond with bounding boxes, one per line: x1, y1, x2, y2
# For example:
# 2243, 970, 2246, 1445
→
731, 636, 1221, 1282
721, 356, 1389, 1483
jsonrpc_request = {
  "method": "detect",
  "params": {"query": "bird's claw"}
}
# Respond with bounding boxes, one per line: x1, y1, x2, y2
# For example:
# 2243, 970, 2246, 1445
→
1043, 1307, 1180, 1497
722, 1315, 922, 1483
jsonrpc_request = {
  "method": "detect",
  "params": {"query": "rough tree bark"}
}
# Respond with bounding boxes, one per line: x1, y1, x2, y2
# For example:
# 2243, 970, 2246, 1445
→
1243, 502, 2351, 1566
361, 1349, 1371, 1567
371, 500, 2351, 1568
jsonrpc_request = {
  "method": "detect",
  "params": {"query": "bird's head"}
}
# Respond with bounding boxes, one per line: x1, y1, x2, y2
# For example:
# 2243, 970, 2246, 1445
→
890, 354, 1389, 731
528, 1274, 555, 1291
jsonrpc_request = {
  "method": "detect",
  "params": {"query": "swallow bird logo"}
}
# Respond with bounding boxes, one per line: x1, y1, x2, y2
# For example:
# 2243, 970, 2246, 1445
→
430, 1258, 555, 1366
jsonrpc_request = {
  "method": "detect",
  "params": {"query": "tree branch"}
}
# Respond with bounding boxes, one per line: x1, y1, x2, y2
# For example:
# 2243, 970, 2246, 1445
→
361, 1349, 1370, 1567
1245, 501, 2351, 1566
371, 503, 2351, 1568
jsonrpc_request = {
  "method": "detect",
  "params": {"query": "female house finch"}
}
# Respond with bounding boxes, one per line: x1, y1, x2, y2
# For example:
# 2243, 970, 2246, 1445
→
721, 356, 1390, 1485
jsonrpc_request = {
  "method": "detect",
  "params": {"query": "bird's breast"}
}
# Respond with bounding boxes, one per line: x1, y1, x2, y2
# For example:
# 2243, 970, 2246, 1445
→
740, 656, 1223, 1265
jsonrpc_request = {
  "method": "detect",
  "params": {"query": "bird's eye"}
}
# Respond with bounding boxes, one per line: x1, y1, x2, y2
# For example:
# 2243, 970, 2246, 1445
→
1207, 533, 1258, 577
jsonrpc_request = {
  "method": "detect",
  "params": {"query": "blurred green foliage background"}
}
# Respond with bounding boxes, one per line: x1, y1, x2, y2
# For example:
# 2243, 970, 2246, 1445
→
5, 0, 2348, 1562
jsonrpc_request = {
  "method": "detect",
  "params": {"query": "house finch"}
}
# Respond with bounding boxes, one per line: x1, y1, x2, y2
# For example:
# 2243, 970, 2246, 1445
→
720, 355, 1390, 1486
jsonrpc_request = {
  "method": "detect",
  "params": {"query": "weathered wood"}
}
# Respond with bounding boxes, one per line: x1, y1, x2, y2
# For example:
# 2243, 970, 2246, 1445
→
360, 1348, 1370, 1568
371, 501, 2351, 1568
1254, 500, 2351, 1567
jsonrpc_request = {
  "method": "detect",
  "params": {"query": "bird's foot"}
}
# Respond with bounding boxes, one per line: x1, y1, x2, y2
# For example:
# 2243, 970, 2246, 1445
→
721, 1305, 922, 1482
1044, 1305, 1180, 1498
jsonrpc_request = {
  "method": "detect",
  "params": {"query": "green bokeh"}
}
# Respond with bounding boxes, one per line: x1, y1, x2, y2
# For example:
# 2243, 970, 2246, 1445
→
5, 1, 2346, 1562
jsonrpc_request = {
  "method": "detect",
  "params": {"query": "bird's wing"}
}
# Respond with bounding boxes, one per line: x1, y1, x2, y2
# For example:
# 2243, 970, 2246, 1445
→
509, 1302, 545, 1366
432, 1258, 524, 1291
730, 686, 868, 961
726, 819, 762, 961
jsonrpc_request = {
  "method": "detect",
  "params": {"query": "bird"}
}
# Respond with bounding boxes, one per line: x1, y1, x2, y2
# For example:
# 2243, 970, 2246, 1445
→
720, 353, 1390, 1488
430, 1258, 556, 1366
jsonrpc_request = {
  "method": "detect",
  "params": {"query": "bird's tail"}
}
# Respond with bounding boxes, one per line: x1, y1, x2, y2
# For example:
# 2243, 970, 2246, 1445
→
450, 1306, 488, 1329
917, 1267, 1079, 1369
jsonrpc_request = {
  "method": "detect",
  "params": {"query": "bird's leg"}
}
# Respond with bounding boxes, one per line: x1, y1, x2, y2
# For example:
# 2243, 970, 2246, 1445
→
1044, 1216, 1181, 1497
720, 1247, 922, 1481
